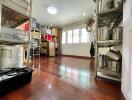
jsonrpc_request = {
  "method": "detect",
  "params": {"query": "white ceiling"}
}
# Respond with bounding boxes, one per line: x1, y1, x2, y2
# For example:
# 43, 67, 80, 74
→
32, 0, 95, 26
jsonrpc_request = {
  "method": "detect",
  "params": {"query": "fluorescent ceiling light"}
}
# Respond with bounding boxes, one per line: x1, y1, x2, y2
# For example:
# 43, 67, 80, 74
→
47, 6, 58, 15
82, 13, 86, 16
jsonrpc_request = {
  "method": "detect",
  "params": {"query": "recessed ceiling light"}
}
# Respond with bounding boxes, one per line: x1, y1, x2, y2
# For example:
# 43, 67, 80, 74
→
47, 6, 58, 15
82, 13, 86, 16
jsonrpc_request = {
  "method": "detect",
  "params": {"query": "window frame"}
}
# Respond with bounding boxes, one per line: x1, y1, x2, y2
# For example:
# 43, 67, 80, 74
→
81, 28, 89, 43
73, 28, 80, 43
62, 31, 67, 44
67, 30, 73, 44
62, 26, 90, 44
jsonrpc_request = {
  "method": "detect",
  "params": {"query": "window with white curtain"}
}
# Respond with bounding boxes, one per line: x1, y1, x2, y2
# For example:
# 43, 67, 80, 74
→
62, 26, 90, 44
62, 32, 66, 44
73, 29, 80, 43
67, 30, 73, 43
81, 28, 89, 43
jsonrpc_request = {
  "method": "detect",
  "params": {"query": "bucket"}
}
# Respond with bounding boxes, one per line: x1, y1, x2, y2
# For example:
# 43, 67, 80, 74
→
100, 0, 114, 12
0, 45, 14, 70
105, 50, 121, 61
15, 45, 24, 68
99, 27, 110, 41
98, 54, 103, 68
0, 45, 24, 70
113, 27, 123, 40
114, 0, 122, 8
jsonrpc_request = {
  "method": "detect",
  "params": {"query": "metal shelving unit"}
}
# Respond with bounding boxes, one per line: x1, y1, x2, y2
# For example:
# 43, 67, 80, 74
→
31, 28, 41, 69
0, 0, 33, 95
95, 0, 123, 81
0, 0, 32, 67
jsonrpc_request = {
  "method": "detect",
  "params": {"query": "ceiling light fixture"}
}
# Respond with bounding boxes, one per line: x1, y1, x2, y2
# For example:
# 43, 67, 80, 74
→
47, 6, 58, 15
82, 13, 86, 16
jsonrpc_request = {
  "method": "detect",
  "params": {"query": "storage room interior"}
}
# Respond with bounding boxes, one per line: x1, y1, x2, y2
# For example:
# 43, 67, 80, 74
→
0, 0, 131, 100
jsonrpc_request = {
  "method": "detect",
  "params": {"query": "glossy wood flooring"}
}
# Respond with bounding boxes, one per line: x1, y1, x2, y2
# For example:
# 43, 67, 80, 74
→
0, 57, 125, 100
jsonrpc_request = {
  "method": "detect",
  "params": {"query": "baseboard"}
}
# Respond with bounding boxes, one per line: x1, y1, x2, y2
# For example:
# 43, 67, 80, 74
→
122, 88, 132, 100
121, 91, 126, 100
121, 89, 126, 100
62, 55, 95, 60
128, 92, 132, 100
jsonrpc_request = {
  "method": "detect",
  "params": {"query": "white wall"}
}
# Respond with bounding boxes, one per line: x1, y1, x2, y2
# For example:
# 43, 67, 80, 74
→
62, 43, 91, 57
62, 22, 93, 57
122, 0, 132, 100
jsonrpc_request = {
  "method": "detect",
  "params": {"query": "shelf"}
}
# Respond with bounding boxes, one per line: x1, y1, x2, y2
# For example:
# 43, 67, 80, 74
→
41, 47, 48, 49
97, 68, 121, 76
0, 27, 29, 45
32, 46, 40, 48
0, 38, 28, 45
2, 0, 31, 17
32, 59, 40, 62
31, 38, 41, 40
41, 40, 48, 42
97, 72, 121, 81
1, 27, 27, 35
33, 54, 40, 56
97, 40, 122, 47
98, 7, 123, 27
31, 28, 41, 32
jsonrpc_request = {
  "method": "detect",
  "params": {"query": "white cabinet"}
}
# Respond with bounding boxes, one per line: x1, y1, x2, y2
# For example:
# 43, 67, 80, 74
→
49, 42, 55, 56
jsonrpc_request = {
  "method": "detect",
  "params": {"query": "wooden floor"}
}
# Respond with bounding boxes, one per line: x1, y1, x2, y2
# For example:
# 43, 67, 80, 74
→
0, 57, 125, 100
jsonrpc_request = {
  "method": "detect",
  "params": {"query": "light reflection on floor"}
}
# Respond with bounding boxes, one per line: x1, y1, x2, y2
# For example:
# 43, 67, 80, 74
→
31, 57, 93, 89
59, 65, 90, 89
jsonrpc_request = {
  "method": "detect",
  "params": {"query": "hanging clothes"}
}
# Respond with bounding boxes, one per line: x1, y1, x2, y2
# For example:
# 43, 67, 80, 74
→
90, 42, 95, 57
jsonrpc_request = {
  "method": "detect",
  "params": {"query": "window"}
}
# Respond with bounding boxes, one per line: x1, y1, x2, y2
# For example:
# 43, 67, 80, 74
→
62, 26, 90, 44
73, 29, 79, 43
81, 28, 89, 43
62, 32, 66, 44
67, 30, 72, 43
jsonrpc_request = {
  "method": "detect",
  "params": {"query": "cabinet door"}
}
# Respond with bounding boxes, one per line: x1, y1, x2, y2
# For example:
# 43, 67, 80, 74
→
49, 42, 55, 56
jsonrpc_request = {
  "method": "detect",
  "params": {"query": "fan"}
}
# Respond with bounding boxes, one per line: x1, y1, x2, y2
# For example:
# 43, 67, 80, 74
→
86, 18, 95, 32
